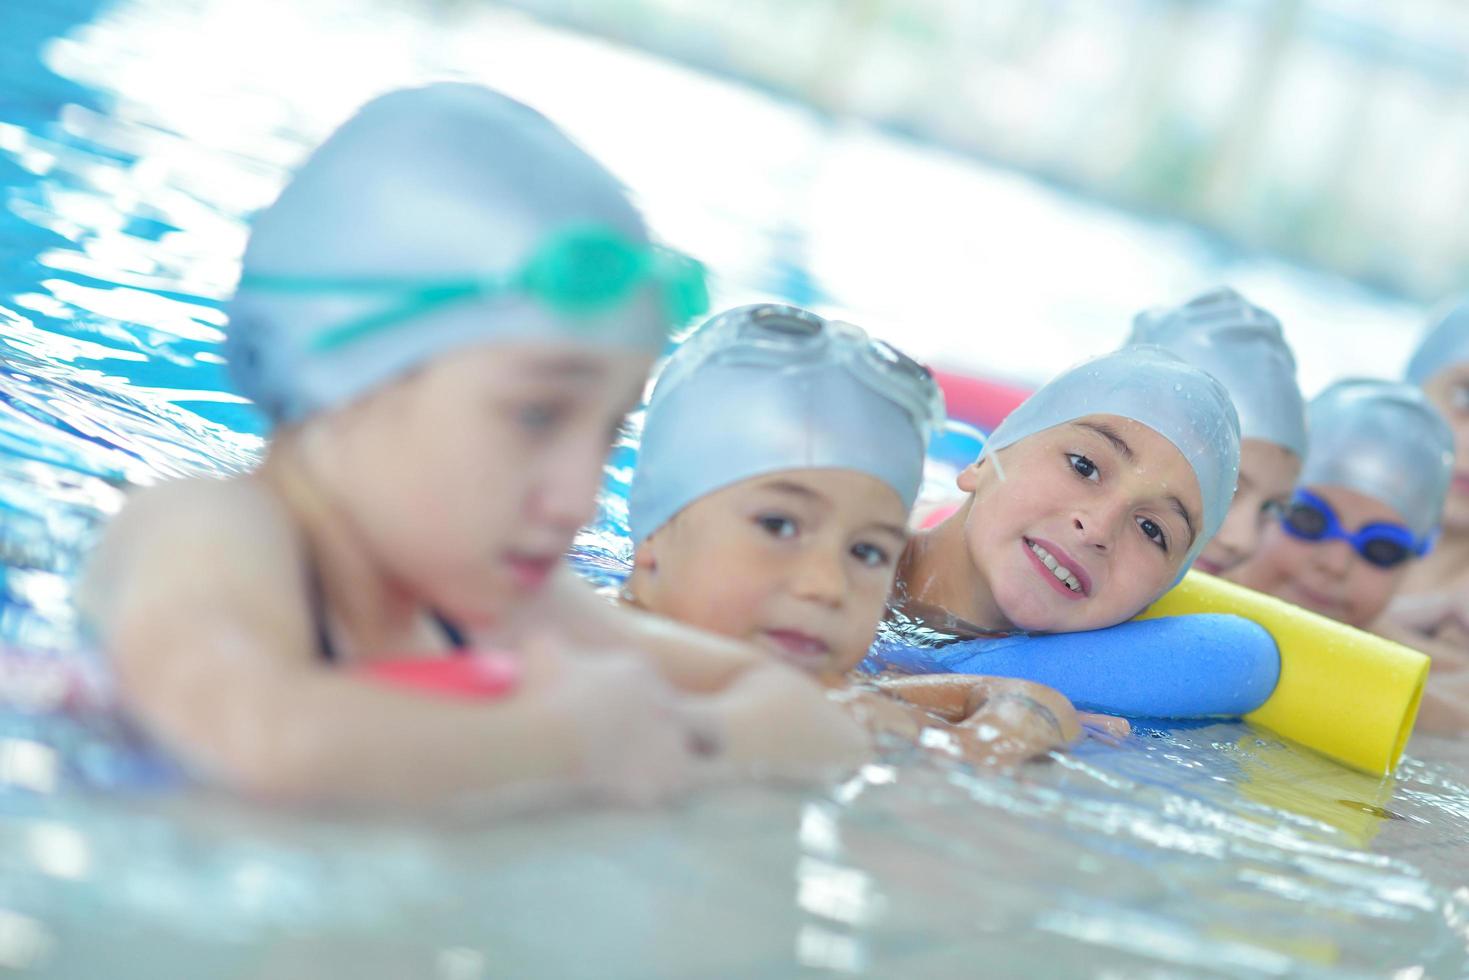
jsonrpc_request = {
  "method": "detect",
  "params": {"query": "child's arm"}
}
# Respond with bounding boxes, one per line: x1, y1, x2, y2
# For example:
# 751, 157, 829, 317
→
540, 573, 873, 774
541, 572, 764, 692
79, 482, 703, 808
874, 674, 1129, 762
875, 673, 1075, 727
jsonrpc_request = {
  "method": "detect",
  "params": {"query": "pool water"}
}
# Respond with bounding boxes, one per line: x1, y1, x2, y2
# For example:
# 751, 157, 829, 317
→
3, 0, 1469, 976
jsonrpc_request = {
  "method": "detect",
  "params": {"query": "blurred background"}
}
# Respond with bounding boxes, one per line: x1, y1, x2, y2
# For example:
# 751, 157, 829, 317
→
508, 0, 1469, 305
3, 0, 1455, 416
2, 0, 1453, 583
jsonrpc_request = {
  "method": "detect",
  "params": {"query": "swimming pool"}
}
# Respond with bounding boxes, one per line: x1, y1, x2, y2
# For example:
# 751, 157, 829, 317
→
4, 0, 1469, 976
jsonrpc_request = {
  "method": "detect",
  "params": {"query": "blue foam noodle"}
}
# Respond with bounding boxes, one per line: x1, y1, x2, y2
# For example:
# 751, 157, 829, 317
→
863, 614, 1280, 719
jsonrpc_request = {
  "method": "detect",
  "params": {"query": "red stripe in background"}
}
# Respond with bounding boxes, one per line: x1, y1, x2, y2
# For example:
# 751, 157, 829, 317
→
930, 368, 1033, 432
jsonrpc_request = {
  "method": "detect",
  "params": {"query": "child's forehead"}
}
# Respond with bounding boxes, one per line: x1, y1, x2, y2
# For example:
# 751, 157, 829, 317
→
479, 342, 652, 382
1307, 483, 1411, 527
1039, 415, 1162, 449
705, 470, 908, 521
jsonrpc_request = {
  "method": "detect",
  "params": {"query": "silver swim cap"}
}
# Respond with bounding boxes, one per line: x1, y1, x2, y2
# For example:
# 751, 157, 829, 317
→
628, 304, 945, 544
1128, 287, 1306, 458
226, 83, 701, 425
1406, 296, 1469, 387
982, 345, 1241, 573
1299, 379, 1453, 538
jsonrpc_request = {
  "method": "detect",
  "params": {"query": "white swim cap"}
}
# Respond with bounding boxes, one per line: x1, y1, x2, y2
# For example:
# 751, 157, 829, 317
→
1300, 379, 1453, 538
628, 304, 944, 543
1128, 287, 1306, 458
1406, 296, 1469, 387
226, 84, 701, 425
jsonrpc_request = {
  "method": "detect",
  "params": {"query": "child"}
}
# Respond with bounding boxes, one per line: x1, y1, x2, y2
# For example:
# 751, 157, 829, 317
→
78, 85, 868, 807
1231, 379, 1452, 632
899, 345, 1240, 636
1381, 299, 1469, 656
623, 303, 1115, 763
1127, 288, 1306, 577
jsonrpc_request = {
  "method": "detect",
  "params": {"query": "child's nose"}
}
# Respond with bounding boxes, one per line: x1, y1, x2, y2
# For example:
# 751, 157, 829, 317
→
792, 548, 846, 607
1209, 511, 1255, 565
1072, 501, 1126, 552
530, 453, 603, 532
1312, 538, 1354, 576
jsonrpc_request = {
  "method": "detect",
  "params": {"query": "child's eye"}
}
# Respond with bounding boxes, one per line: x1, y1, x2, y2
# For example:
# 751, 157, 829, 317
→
514, 401, 567, 431
1136, 515, 1169, 552
755, 514, 798, 539
850, 542, 892, 568
1067, 453, 1099, 481
1260, 498, 1287, 525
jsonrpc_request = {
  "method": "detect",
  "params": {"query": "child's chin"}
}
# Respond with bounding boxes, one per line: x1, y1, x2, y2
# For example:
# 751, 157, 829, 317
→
995, 595, 1058, 633
999, 595, 1108, 634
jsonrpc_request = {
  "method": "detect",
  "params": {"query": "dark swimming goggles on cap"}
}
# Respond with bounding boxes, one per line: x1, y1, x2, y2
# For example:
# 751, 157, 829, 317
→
239, 224, 709, 353
1276, 488, 1433, 568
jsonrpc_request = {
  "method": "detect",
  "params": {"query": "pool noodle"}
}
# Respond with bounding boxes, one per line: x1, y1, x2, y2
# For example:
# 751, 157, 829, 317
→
1140, 571, 1427, 776
867, 614, 1279, 718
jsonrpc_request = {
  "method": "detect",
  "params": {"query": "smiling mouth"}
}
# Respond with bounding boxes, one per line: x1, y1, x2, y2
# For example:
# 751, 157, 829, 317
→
1024, 538, 1086, 597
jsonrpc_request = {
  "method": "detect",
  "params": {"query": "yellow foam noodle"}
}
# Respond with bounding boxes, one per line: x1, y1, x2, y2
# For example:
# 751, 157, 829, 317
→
1138, 571, 1429, 776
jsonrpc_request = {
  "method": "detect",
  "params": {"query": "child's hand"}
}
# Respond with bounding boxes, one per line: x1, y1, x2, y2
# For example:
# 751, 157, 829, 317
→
960, 680, 1079, 755
697, 664, 872, 781
522, 633, 701, 806
1078, 712, 1131, 740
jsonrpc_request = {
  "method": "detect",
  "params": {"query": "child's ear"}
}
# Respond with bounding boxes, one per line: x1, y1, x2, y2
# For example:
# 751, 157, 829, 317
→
956, 458, 985, 493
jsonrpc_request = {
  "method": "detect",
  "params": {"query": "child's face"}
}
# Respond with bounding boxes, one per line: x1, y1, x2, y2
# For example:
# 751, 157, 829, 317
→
308, 341, 652, 627
955, 414, 1203, 632
1229, 484, 1412, 629
1422, 364, 1469, 533
632, 469, 909, 683
1193, 438, 1300, 576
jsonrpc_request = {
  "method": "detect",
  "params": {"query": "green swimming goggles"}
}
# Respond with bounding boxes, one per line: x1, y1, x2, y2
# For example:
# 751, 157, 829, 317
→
239, 224, 710, 353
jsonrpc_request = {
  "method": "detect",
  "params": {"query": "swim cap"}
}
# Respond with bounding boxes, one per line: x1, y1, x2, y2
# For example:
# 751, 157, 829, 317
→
1406, 296, 1469, 387
1128, 287, 1307, 458
982, 345, 1241, 574
226, 83, 694, 425
1299, 379, 1453, 538
628, 304, 944, 543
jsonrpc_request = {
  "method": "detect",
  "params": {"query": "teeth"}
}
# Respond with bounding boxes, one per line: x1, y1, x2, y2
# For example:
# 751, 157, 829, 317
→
1030, 541, 1083, 594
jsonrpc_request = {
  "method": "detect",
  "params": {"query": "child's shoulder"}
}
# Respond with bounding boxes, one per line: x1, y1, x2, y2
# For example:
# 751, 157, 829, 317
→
109, 475, 293, 548
82, 475, 304, 623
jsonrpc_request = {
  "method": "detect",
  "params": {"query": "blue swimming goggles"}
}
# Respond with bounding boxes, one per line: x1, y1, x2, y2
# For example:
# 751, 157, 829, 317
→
239, 224, 709, 353
1276, 488, 1434, 568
